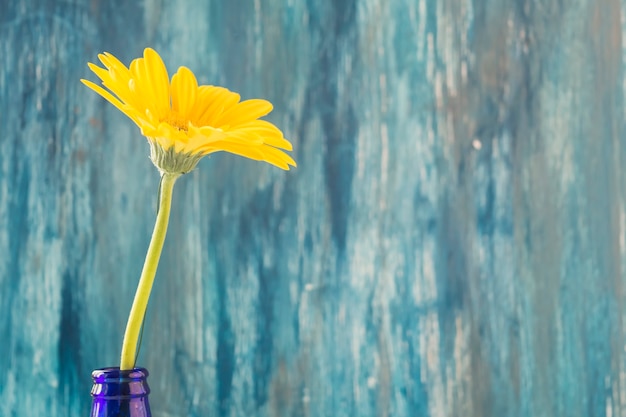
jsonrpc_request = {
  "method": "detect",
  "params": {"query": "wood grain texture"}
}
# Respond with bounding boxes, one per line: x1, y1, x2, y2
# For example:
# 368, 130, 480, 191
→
1, 0, 625, 416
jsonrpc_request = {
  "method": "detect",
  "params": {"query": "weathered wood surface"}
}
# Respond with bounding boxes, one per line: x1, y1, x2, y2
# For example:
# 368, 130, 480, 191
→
1, 0, 625, 416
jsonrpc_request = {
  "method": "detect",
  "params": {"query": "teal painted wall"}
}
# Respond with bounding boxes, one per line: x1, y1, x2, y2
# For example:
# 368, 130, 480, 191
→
1, 0, 625, 416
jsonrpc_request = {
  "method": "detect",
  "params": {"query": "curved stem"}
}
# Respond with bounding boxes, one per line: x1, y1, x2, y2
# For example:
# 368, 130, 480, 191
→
120, 172, 179, 370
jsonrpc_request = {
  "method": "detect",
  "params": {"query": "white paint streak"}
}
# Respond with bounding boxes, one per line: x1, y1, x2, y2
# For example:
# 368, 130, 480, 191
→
426, 33, 435, 82
453, 315, 471, 411
380, 123, 389, 211
379, 73, 388, 113
414, 239, 438, 306
254, 0, 262, 66
415, 0, 427, 59
420, 312, 444, 417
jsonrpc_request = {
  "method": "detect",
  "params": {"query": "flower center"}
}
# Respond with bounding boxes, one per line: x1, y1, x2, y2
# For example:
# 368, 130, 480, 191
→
165, 112, 189, 132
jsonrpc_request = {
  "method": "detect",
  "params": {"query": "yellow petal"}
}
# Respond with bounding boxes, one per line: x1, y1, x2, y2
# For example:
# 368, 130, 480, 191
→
99, 52, 130, 74
87, 62, 112, 83
202, 140, 295, 170
194, 86, 241, 126
142, 48, 170, 119
171, 66, 198, 120
202, 140, 265, 160
222, 130, 264, 146
213, 99, 273, 127
233, 120, 292, 150
81, 79, 129, 116
129, 57, 156, 111
259, 144, 297, 168
194, 125, 227, 141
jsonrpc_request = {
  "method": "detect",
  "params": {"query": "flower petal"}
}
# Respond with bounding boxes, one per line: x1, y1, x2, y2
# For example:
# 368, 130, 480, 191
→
81, 79, 142, 125
259, 145, 297, 169
202, 141, 265, 161
194, 86, 241, 126
201, 140, 295, 170
142, 48, 170, 119
233, 120, 292, 150
171, 66, 198, 120
213, 99, 273, 127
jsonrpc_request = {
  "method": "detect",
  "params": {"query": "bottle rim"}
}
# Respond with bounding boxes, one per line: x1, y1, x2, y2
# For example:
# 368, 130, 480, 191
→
92, 367, 149, 383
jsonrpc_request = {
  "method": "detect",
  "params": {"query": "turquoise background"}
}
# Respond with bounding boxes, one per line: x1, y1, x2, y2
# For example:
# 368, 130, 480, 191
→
1, 0, 626, 416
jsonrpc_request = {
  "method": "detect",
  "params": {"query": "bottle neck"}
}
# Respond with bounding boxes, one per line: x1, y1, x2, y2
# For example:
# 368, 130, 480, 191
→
90, 367, 151, 417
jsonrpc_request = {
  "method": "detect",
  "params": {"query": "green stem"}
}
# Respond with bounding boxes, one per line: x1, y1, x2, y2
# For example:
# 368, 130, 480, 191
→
120, 172, 179, 370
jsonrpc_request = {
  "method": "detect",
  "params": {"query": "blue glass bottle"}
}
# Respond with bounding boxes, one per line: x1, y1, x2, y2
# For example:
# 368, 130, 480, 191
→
90, 367, 152, 417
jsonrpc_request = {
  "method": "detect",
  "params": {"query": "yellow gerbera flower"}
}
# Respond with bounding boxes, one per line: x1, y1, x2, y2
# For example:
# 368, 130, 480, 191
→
81, 48, 296, 172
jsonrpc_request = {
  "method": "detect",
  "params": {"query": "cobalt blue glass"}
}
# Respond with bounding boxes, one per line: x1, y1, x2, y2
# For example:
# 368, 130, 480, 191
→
90, 367, 152, 417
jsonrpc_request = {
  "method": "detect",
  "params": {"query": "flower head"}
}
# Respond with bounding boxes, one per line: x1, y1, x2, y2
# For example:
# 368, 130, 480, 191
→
82, 48, 296, 173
